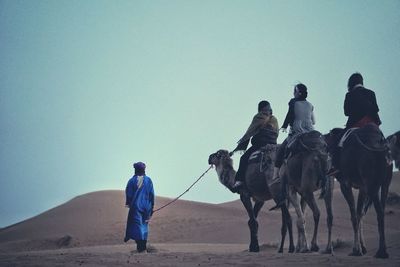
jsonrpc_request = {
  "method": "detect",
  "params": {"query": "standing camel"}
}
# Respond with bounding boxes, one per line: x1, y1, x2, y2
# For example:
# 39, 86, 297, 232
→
387, 131, 400, 169
208, 145, 295, 253
325, 124, 391, 258
280, 131, 334, 254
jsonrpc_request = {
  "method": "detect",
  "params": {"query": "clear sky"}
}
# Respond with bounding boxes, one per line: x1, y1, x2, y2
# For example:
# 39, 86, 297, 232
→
0, 0, 399, 227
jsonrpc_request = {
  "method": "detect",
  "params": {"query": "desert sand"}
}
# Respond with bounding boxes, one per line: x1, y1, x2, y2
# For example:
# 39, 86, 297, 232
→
0, 172, 399, 266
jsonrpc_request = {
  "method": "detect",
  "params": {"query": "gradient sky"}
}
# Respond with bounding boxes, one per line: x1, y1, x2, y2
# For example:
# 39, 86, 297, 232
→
1, 0, 399, 227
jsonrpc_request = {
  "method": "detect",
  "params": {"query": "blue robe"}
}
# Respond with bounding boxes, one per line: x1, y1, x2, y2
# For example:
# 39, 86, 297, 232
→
124, 175, 155, 241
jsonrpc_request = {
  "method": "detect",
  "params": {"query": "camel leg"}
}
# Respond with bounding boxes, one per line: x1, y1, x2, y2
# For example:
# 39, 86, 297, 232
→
253, 201, 264, 218
278, 206, 287, 253
359, 218, 367, 254
286, 206, 295, 253
322, 176, 334, 255
240, 194, 259, 252
303, 193, 320, 252
372, 193, 389, 258
340, 182, 362, 256
300, 196, 307, 213
287, 187, 309, 253
277, 205, 294, 253
372, 165, 392, 258
381, 182, 389, 212
356, 191, 368, 255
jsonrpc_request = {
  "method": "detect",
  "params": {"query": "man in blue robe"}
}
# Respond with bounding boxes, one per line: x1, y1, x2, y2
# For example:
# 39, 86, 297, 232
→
124, 162, 155, 252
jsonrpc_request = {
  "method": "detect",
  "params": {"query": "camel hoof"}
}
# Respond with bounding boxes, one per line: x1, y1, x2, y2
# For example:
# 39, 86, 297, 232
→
348, 249, 363, 256
361, 246, 367, 255
249, 244, 260, 252
277, 248, 283, 253
322, 248, 334, 255
300, 248, 310, 253
374, 250, 389, 259
288, 246, 295, 253
311, 244, 319, 252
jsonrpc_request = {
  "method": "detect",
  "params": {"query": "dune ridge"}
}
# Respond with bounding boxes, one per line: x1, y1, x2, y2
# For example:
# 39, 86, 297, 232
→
0, 172, 399, 266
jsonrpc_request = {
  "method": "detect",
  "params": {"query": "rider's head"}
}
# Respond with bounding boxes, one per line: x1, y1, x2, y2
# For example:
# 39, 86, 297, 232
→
347, 72, 363, 91
258, 100, 272, 114
133, 162, 146, 176
294, 83, 308, 100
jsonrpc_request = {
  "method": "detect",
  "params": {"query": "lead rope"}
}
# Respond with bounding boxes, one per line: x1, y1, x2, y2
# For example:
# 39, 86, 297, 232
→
152, 166, 213, 214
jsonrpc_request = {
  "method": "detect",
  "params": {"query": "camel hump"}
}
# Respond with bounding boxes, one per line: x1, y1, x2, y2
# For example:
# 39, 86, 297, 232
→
289, 130, 326, 153
248, 144, 277, 165
396, 131, 400, 147
392, 131, 400, 147
345, 124, 387, 151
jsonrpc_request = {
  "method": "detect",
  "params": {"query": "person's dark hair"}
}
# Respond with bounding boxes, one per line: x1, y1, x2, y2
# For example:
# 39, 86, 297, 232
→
258, 100, 272, 114
295, 83, 308, 99
348, 72, 363, 90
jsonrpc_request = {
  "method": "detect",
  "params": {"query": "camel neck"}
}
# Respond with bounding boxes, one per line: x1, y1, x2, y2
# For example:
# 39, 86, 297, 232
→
217, 163, 236, 188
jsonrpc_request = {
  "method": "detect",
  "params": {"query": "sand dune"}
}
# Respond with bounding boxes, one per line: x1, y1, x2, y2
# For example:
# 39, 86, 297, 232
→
0, 172, 399, 266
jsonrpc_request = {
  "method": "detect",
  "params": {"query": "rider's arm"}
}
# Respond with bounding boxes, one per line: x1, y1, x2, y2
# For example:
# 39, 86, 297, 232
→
311, 105, 316, 125
282, 99, 295, 129
344, 92, 352, 117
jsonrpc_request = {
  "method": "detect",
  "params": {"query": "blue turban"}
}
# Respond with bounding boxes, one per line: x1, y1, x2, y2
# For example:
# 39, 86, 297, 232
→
133, 162, 146, 175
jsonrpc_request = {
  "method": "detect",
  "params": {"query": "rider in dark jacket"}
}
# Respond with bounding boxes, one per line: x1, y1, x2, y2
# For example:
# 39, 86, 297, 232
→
344, 73, 381, 128
328, 72, 382, 176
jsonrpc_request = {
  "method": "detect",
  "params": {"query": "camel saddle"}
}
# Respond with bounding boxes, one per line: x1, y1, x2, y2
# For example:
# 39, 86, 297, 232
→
287, 130, 327, 155
341, 124, 387, 152
247, 144, 277, 171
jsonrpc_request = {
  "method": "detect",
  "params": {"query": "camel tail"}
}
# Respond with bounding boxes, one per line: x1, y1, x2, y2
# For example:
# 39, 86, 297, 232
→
380, 164, 393, 211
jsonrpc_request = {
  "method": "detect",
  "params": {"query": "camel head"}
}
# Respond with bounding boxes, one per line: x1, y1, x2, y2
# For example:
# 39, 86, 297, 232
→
387, 131, 400, 169
208, 149, 235, 189
323, 128, 345, 152
208, 149, 233, 168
